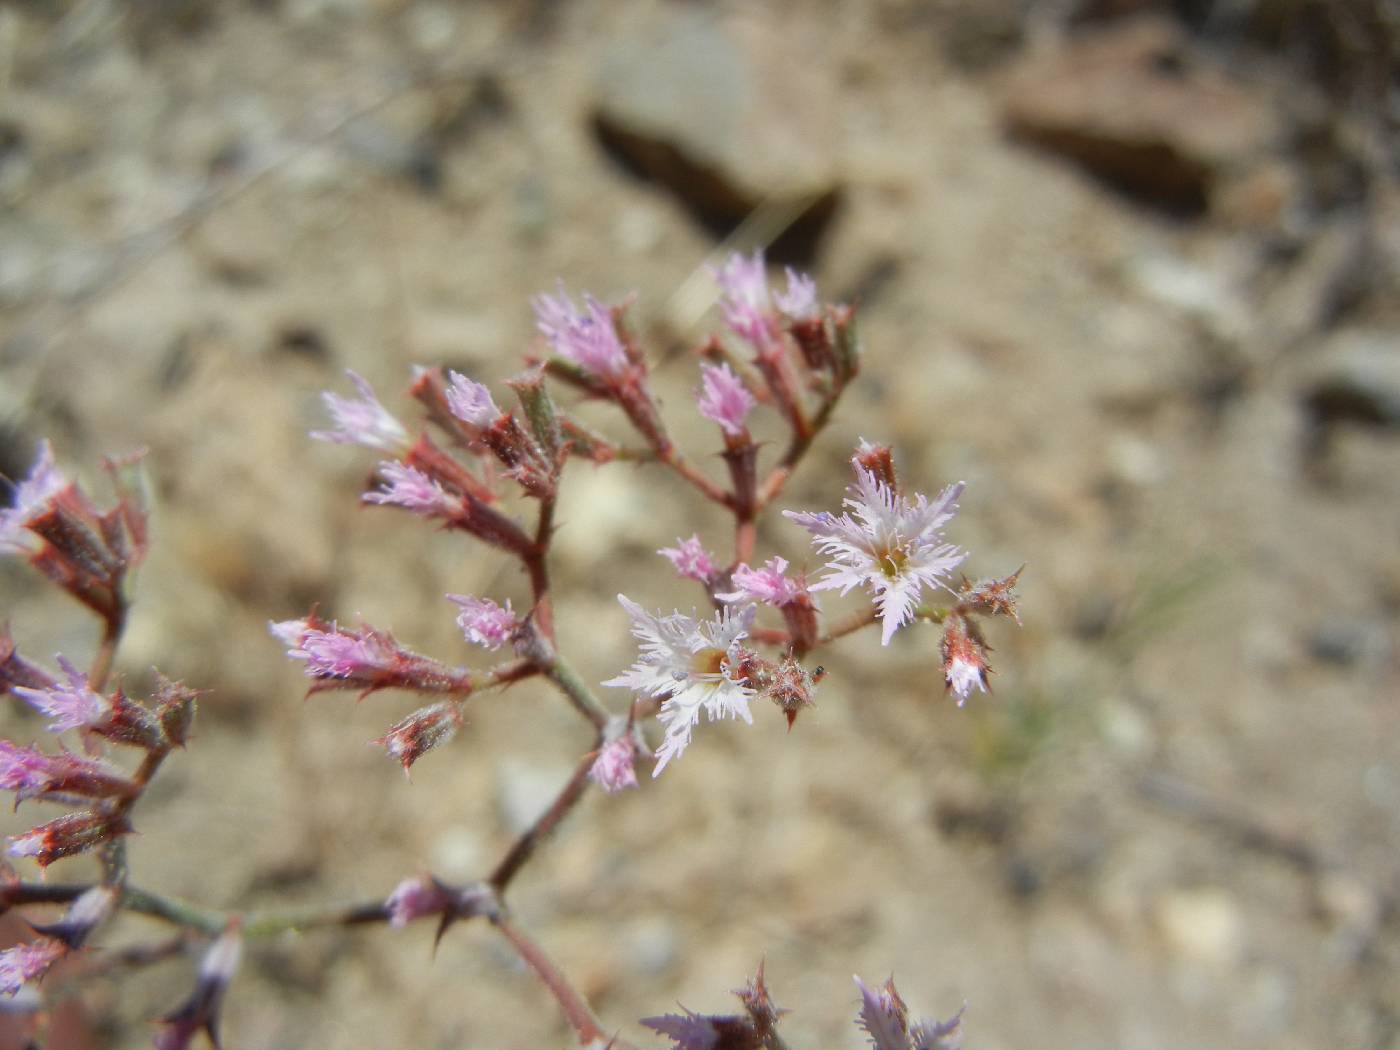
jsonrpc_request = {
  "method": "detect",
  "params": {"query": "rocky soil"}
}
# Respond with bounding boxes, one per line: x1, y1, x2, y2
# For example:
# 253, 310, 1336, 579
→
1, 2, 1397, 1048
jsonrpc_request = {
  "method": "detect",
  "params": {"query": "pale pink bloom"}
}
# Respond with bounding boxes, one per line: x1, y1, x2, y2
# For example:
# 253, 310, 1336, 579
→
659, 535, 717, 583
447, 594, 517, 651
533, 284, 629, 379
774, 267, 819, 321
717, 556, 804, 608
712, 250, 772, 347
786, 469, 966, 646
310, 371, 409, 452
444, 372, 501, 428
12, 656, 109, 732
0, 440, 68, 553
696, 362, 756, 436
588, 735, 639, 793
0, 741, 132, 804
272, 619, 399, 679
605, 597, 757, 775
363, 461, 464, 518
385, 874, 453, 928
0, 939, 65, 997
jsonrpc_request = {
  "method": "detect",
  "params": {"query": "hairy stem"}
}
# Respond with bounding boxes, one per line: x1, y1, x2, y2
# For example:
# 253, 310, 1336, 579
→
545, 655, 610, 731
492, 912, 630, 1048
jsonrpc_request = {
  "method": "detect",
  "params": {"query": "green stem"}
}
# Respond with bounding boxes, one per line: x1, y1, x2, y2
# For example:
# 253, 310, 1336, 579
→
545, 655, 610, 731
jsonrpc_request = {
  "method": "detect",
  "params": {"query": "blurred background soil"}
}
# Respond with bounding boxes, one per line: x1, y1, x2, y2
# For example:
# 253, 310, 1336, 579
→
1, 1, 1398, 1047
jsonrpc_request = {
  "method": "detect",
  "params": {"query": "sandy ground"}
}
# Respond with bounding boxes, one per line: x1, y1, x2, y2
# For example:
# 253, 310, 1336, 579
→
2, 2, 1398, 1048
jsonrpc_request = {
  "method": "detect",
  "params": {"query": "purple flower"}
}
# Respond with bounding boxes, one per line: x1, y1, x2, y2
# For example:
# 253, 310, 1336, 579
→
385, 874, 454, 928
774, 267, 819, 321
533, 284, 629, 379
640, 1008, 720, 1050
310, 371, 410, 452
605, 597, 757, 775
0, 441, 67, 555
696, 363, 756, 437
854, 976, 964, 1050
588, 734, 639, 793
363, 461, 464, 518
447, 594, 517, 651
444, 372, 501, 428
712, 250, 772, 348
12, 656, 109, 732
659, 535, 717, 584
0, 939, 65, 997
786, 469, 966, 646
717, 556, 804, 608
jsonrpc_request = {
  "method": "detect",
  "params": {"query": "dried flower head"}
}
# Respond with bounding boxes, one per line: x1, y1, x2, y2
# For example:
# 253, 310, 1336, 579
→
373, 701, 464, 775
940, 615, 989, 705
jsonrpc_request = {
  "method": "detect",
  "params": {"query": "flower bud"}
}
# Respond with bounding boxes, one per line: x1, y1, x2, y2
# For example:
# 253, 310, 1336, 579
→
29, 884, 118, 949
8, 812, 134, 868
153, 674, 200, 748
374, 702, 463, 776
155, 920, 241, 1050
588, 733, 640, 794
940, 615, 990, 706
957, 567, 1023, 625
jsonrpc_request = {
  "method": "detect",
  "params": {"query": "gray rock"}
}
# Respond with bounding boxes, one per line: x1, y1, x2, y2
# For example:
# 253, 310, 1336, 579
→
591, 9, 842, 262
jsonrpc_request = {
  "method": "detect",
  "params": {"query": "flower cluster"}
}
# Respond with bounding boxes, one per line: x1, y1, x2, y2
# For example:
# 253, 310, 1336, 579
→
0, 251, 1018, 1045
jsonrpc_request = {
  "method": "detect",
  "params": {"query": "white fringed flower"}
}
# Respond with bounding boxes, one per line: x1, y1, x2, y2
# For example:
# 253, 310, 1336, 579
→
605, 597, 757, 775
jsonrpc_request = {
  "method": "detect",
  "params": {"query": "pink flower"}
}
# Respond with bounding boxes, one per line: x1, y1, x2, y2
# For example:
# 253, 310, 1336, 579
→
659, 535, 717, 584
12, 656, 109, 732
0, 741, 135, 804
588, 734, 639, 793
605, 597, 757, 775
855, 975, 965, 1050
447, 594, 517, 651
385, 874, 454, 928
0, 938, 65, 997
363, 461, 464, 518
640, 1008, 721, 1049
270, 616, 470, 696
310, 371, 409, 452
0, 441, 67, 555
696, 363, 756, 437
774, 268, 818, 321
533, 284, 629, 379
712, 250, 772, 348
718, 556, 804, 608
444, 372, 501, 428
786, 468, 966, 646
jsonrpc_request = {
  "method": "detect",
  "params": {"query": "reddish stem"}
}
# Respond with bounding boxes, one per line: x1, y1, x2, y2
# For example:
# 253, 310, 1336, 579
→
493, 913, 631, 1047
489, 747, 598, 892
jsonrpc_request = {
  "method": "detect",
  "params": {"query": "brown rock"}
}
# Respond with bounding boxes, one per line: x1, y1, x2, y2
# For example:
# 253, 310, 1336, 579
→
1002, 17, 1281, 215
